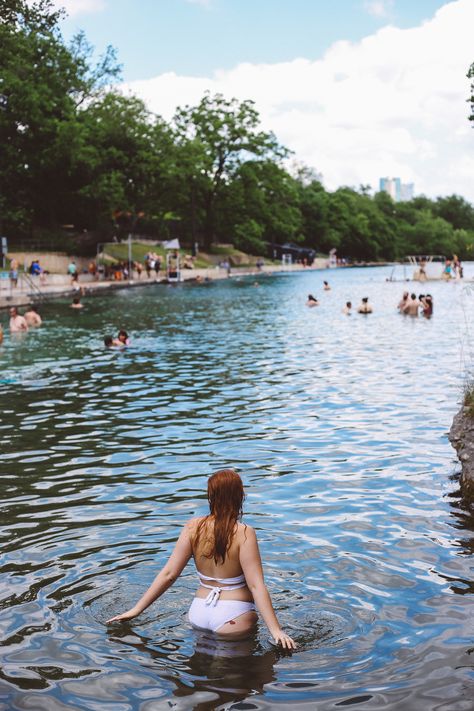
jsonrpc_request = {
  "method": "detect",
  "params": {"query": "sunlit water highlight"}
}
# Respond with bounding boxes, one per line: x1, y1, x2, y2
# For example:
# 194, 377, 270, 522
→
1, 265, 474, 710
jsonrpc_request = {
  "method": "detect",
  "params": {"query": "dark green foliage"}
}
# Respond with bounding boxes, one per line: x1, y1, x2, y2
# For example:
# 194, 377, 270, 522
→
2, 3, 474, 260
468, 61, 474, 124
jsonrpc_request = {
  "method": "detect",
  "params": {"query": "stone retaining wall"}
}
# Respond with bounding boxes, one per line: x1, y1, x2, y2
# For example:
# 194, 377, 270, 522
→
449, 407, 474, 498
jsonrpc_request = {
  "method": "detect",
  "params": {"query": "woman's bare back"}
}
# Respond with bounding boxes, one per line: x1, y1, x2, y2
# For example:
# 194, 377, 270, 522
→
189, 517, 254, 601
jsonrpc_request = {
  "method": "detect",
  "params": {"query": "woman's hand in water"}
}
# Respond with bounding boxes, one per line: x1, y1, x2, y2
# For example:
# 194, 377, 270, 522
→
271, 631, 297, 650
106, 607, 140, 624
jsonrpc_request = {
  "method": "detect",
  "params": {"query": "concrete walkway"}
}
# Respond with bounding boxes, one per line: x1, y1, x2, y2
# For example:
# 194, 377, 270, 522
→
0, 259, 330, 310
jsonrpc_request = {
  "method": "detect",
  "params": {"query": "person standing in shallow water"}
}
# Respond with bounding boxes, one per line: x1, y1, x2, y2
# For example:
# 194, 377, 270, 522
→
107, 469, 296, 649
398, 292, 409, 313
9, 307, 28, 332
358, 297, 372, 314
403, 293, 420, 317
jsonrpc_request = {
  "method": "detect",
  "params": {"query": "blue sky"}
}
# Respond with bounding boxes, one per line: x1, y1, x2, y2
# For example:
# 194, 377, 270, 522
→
57, 0, 474, 202
60, 0, 449, 82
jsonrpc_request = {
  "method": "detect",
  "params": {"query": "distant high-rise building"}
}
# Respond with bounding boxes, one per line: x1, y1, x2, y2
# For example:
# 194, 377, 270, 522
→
379, 177, 414, 202
400, 182, 414, 201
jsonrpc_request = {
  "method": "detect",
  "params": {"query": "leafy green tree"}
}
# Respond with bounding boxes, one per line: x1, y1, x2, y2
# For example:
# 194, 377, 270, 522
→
297, 178, 331, 252
468, 61, 474, 124
173, 92, 287, 248
70, 93, 176, 235
0, 0, 119, 236
434, 195, 474, 231
219, 160, 302, 253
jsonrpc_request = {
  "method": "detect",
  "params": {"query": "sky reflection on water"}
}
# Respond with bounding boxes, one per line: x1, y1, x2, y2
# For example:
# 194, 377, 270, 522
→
1, 265, 474, 709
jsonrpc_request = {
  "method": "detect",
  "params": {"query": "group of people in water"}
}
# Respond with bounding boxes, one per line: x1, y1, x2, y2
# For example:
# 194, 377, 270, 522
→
397, 292, 433, 318
306, 281, 373, 314
104, 330, 130, 348
306, 281, 434, 318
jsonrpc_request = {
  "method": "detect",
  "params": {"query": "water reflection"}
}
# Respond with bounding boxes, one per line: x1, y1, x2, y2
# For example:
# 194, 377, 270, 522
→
106, 626, 279, 710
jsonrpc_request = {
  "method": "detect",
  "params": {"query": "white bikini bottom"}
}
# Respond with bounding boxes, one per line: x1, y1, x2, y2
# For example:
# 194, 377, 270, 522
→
188, 597, 256, 633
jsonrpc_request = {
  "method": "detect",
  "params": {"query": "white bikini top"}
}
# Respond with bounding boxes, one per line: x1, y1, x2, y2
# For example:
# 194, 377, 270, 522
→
197, 570, 247, 606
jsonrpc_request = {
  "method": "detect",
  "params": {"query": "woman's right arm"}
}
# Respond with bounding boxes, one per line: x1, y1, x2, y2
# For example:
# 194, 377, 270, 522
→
239, 526, 296, 649
106, 523, 193, 623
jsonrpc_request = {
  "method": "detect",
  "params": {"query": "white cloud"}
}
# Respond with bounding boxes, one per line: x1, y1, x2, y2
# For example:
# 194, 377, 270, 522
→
185, 0, 212, 7
53, 0, 106, 16
364, 0, 394, 18
123, 0, 474, 202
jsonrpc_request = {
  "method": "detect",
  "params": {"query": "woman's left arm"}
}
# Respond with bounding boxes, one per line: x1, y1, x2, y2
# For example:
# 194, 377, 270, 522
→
106, 524, 193, 623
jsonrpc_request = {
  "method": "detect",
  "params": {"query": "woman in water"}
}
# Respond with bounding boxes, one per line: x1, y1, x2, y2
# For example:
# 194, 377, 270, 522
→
306, 294, 319, 307
107, 469, 296, 649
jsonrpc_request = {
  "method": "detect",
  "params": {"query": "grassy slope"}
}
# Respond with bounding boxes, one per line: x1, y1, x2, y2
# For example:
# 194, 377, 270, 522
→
101, 243, 270, 268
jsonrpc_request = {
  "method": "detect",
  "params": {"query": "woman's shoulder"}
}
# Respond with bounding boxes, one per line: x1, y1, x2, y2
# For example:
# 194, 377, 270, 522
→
236, 521, 256, 541
185, 516, 206, 531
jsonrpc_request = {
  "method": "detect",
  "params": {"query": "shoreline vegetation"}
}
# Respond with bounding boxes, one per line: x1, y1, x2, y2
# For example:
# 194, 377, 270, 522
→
3, 2, 474, 266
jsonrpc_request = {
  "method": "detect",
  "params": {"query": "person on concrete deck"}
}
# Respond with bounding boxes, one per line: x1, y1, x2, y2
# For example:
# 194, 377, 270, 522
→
9, 307, 28, 332
403, 293, 420, 317
307, 294, 319, 307
24, 306, 42, 327
106, 469, 296, 649
398, 291, 409, 312
9, 258, 18, 288
68, 260, 78, 282
342, 301, 352, 314
358, 297, 373, 314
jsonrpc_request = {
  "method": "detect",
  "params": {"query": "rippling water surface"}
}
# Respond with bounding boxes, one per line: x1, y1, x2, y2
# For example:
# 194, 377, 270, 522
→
1, 266, 474, 710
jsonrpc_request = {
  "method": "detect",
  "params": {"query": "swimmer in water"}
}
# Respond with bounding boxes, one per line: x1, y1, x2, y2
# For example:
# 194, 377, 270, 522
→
323, 281, 331, 291
107, 469, 296, 649
307, 294, 319, 307
117, 330, 130, 346
24, 306, 42, 327
342, 301, 352, 315
357, 297, 373, 314
398, 291, 409, 313
71, 297, 83, 309
104, 335, 122, 347
9, 307, 28, 332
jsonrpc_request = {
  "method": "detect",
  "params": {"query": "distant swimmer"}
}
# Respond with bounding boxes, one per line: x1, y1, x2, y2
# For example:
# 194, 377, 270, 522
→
104, 335, 122, 347
420, 294, 433, 318
24, 306, 42, 327
403, 293, 420, 317
307, 294, 319, 307
323, 281, 331, 291
342, 301, 352, 315
9, 307, 28, 332
117, 330, 130, 346
70, 297, 83, 309
358, 297, 373, 314
398, 291, 409, 312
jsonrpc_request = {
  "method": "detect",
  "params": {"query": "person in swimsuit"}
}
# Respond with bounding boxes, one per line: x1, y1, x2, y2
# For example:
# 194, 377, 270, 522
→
106, 469, 296, 649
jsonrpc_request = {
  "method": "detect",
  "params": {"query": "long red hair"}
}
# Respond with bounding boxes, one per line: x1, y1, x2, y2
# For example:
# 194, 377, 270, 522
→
195, 469, 244, 564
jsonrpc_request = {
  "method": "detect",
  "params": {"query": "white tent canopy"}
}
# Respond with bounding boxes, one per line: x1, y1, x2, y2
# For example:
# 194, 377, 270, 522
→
162, 239, 180, 250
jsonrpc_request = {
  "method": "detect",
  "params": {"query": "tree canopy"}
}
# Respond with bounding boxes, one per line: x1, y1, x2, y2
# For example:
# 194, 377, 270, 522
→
1, 1, 474, 262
